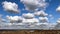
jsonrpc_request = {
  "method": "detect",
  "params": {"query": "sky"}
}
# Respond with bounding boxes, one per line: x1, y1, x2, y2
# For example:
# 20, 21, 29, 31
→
0, 0, 60, 24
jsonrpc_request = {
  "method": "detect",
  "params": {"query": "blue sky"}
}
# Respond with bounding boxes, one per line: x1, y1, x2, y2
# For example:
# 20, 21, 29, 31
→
0, 0, 60, 23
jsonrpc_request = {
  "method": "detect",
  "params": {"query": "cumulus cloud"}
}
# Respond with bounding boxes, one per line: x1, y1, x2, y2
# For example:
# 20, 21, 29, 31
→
36, 23, 56, 29
22, 13, 34, 19
39, 17, 48, 23
2, 1, 19, 14
39, 23, 49, 29
56, 18, 60, 23
22, 18, 39, 24
20, 0, 48, 11
6, 15, 23, 23
56, 6, 60, 12
49, 23, 57, 29
54, 18, 60, 29
34, 10, 48, 17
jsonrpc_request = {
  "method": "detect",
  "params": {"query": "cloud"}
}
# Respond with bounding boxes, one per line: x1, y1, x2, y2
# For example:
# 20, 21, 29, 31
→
49, 14, 53, 17
49, 14, 54, 19
0, 23, 11, 26
35, 23, 50, 29
56, 6, 60, 12
34, 10, 48, 17
54, 18, 60, 29
0, 14, 6, 23
22, 18, 39, 24
56, 18, 60, 23
36, 23, 57, 29
39, 17, 48, 23
20, 0, 48, 11
6, 15, 23, 23
2, 1, 19, 14
49, 23, 57, 29
39, 23, 49, 29
22, 13, 34, 19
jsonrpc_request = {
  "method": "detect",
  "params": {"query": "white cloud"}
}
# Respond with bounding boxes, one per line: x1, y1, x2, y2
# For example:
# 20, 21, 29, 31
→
39, 23, 49, 29
49, 14, 54, 19
0, 23, 11, 26
39, 17, 48, 23
6, 15, 23, 23
54, 18, 60, 29
56, 6, 60, 12
56, 18, 60, 23
34, 10, 48, 17
36, 23, 56, 29
49, 23, 57, 29
2, 1, 19, 14
22, 18, 39, 24
20, 0, 48, 11
22, 13, 34, 19
0, 14, 6, 23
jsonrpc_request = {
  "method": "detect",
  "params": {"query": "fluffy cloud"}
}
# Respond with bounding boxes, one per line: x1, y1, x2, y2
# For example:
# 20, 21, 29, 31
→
2, 1, 19, 14
6, 16, 23, 23
36, 23, 56, 29
56, 6, 60, 12
39, 23, 49, 29
22, 13, 34, 19
20, 0, 48, 11
34, 10, 48, 17
22, 18, 39, 24
56, 18, 60, 23
54, 18, 60, 29
39, 17, 48, 23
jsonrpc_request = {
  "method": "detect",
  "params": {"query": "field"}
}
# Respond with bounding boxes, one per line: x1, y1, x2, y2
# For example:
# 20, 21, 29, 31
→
0, 30, 60, 34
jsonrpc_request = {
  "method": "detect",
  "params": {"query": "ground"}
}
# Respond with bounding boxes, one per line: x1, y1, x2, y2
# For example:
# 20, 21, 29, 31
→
0, 30, 60, 34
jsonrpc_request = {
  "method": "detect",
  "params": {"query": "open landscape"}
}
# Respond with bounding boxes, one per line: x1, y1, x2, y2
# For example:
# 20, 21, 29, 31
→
0, 0, 60, 34
0, 30, 60, 34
